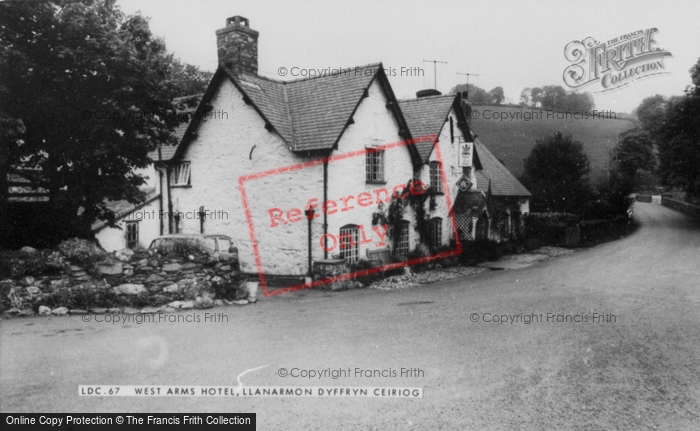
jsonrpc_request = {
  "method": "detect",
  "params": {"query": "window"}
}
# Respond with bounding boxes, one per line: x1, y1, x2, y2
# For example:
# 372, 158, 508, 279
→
396, 220, 410, 257
172, 162, 191, 186
339, 224, 359, 263
125, 221, 139, 249
430, 161, 443, 193
366, 149, 384, 183
430, 217, 442, 248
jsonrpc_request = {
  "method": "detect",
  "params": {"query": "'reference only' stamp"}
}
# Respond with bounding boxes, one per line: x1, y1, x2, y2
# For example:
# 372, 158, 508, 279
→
238, 135, 463, 297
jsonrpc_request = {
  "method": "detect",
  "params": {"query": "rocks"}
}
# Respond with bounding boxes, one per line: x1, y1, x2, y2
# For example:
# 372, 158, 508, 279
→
115, 248, 134, 262
51, 307, 69, 315
162, 263, 182, 272
194, 297, 214, 309
38, 306, 51, 316
97, 262, 123, 275
89, 308, 107, 314
20, 246, 37, 254
167, 301, 184, 309
246, 281, 259, 302
140, 307, 161, 314
161, 283, 179, 293
113, 283, 146, 295
181, 262, 198, 270
123, 308, 139, 314
25, 286, 41, 295
3, 308, 20, 315
180, 301, 194, 310
22, 276, 36, 286
146, 274, 165, 283
69, 309, 88, 315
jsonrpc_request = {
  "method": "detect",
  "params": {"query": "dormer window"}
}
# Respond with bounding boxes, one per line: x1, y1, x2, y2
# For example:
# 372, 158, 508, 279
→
172, 162, 191, 186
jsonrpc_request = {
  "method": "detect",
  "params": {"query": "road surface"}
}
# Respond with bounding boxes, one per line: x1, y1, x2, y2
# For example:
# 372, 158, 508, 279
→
1, 202, 699, 430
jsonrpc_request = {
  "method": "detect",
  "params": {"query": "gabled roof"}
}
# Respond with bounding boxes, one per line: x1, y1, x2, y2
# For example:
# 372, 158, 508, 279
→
398, 95, 454, 162
474, 139, 531, 197
148, 94, 203, 162
170, 63, 417, 162
91, 187, 160, 232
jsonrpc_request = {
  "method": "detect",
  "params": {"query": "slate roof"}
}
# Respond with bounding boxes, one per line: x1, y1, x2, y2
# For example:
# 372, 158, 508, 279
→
474, 139, 531, 197
147, 94, 203, 162
91, 187, 160, 232
397, 95, 454, 163
171, 63, 415, 160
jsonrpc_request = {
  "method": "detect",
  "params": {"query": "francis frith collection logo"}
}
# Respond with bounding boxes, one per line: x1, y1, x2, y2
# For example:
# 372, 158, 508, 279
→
563, 28, 672, 92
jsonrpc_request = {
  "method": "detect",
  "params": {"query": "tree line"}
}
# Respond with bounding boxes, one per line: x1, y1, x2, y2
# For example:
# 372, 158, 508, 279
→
520, 86, 595, 112
628, 59, 700, 200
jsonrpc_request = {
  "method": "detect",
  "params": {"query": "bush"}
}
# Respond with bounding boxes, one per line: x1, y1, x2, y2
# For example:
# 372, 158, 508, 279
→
44, 286, 125, 310
0, 249, 69, 279
58, 238, 114, 266
155, 238, 213, 260
347, 259, 386, 286
460, 239, 502, 264
406, 245, 432, 273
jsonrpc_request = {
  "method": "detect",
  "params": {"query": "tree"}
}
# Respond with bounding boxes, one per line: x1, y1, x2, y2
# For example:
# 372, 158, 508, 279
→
169, 59, 213, 97
564, 91, 595, 112
653, 58, 700, 198
489, 86, 505, 105
530, 87, 543, 107
520, 88, 532, 106
615, 131, 656, 180
520, 132, 592, 212
541, 85, 567, 110
0, 0, 180, 241
451, 83, 490, 104
634, 94, 667, 139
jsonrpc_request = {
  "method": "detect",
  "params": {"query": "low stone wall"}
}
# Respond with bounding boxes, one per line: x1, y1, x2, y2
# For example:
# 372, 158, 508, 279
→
661, 196, 700, 218
1, 251, 250, 317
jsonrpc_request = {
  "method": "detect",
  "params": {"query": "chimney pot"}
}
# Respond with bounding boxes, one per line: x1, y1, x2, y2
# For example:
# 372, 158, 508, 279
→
216, 15, 258, 76
416, 89, 442, 98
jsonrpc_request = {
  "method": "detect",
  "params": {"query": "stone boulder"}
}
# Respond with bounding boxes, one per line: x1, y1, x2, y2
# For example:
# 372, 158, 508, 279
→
162, 263, 181, 272
51, 307, 69, 315
20, 246, 37, 254
113, 283, 146, 295
98, 262, 123, 275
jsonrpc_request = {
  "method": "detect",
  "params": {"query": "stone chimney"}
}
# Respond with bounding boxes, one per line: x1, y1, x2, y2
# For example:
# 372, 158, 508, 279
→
416, 89, 442, 98
216, 16, 258, 76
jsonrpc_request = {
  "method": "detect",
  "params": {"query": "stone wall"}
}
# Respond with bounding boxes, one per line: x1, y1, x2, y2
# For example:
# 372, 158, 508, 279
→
1, 250, 250, 318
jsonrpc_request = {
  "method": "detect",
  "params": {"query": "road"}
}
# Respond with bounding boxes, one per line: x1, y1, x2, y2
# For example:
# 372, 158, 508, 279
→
1, 202, 700, 430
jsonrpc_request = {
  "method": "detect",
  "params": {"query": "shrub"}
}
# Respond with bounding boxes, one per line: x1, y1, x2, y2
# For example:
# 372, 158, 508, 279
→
155, 238, 213, 260
58, 238, 114, 266
348, 259, 387, 286
0, 249, 69, 279
460, 239, 502, 264
406, 245, 432, 273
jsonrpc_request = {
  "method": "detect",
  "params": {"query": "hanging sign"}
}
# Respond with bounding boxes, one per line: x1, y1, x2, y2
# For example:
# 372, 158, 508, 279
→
458, 141, 473, 167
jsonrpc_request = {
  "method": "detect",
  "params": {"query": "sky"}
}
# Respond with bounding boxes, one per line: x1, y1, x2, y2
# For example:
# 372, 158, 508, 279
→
119, 0, 700, 114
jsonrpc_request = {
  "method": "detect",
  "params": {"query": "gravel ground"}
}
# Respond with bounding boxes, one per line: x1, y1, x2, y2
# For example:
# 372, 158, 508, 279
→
370, 246, 574, 290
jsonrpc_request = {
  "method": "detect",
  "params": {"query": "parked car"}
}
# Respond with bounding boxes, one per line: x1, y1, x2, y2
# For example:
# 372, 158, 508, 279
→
148, 234, 238, 263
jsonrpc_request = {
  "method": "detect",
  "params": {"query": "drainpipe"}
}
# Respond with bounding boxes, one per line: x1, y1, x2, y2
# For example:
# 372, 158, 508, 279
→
166, 165, 173, 234
323, 157, 329, 259
158, 148, 164, 236
305, 208, 315, 276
